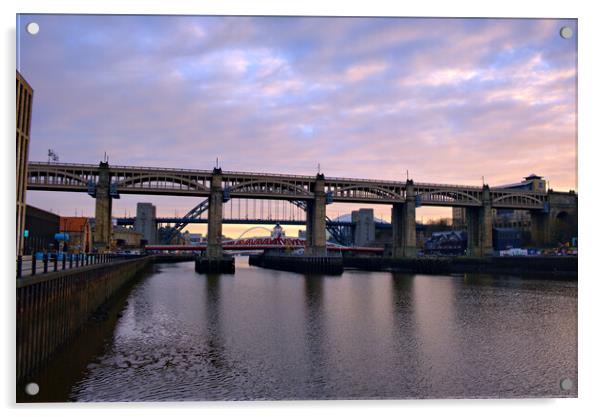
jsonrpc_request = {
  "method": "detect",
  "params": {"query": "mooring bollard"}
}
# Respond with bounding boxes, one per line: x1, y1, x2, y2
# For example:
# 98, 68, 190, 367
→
69, 254, 73, 269
16, 255, 22, 278
53, 255, 58, 272
43, 254, 48, 274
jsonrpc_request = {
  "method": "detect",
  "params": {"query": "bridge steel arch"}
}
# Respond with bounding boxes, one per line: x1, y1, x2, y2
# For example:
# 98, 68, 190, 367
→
491, 192, 546, 209
228, 179, 312, 199
236, 226, 274, 240
116, 174, 209, 193
417, 189, 482, 206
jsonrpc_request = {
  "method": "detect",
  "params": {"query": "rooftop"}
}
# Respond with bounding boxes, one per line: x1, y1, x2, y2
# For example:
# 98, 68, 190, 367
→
60, 217, 89, 232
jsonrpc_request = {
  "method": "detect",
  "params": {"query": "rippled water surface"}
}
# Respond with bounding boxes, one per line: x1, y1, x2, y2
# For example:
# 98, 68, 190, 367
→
26, 257, 577, 401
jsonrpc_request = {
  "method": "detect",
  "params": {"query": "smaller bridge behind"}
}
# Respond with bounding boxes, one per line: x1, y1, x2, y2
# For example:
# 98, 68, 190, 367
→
145, 236, 383, 254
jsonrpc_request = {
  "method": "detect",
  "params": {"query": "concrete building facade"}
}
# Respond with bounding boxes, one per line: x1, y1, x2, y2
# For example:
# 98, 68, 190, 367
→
352, 208, 375, 246
134, 203, 158, 245
16, 71, 33, 256
112, 226, 143, 250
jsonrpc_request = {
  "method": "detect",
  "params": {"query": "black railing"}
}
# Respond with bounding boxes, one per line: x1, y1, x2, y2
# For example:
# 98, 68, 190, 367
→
16, 253, 147, 279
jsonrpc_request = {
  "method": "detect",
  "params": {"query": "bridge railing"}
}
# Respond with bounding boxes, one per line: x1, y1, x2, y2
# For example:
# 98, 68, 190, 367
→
415, 182, 483, 190
16, 253, 147, 279
27, 162, 554, 200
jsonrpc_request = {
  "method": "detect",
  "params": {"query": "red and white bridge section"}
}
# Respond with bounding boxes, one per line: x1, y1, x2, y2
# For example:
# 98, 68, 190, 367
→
145, 236, 383, 253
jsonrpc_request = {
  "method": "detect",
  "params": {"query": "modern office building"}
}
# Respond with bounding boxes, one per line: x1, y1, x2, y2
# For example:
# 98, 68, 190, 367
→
23, 205, 60, 255
16, 71, 34, 256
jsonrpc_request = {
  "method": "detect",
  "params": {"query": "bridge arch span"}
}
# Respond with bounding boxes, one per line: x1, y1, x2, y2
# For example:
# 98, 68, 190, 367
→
418, 189, 481, 205
492, 193, 545, 206
335, 185, 401, 201
236, 226, 274, 240
229, 180, 311, 197
28, 169, 89, 187
117, 174, 208, 192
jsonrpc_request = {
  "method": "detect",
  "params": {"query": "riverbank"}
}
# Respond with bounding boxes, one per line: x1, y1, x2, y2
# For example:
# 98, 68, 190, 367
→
16, 257, 153, 384
248, 253, 344, 275
343, 256, 577, 279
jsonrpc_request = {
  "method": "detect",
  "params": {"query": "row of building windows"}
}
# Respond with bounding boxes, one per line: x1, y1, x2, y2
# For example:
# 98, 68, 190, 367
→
16, 132, 29, 205
16, 79, 32, 136
17, 72, 33, 256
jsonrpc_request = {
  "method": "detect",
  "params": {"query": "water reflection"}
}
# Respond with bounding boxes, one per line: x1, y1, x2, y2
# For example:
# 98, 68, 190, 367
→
302, 275, 329, 397
389, 273, 429, 398
202, 274, 228, 382
412, 275, 463, 396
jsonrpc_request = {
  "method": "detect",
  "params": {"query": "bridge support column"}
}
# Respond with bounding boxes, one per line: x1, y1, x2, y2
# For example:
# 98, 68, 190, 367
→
305, 174, 327, 256
207, 168, 224, 258
391, 180, 417, 258
530, 191, 578, 247
466, 185, 493, 257
93, 162, 112, 252
530, 211, 551, 247
197, 168, 234, 274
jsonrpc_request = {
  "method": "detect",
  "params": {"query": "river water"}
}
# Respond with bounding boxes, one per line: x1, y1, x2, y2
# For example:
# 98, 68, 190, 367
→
23, 257, 577, 401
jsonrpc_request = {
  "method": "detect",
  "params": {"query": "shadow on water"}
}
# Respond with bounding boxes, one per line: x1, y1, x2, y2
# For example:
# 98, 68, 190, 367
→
17, 263, 158, 403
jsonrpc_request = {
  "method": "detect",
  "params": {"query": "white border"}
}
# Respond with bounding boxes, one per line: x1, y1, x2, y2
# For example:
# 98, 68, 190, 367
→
2, 1, 600, 416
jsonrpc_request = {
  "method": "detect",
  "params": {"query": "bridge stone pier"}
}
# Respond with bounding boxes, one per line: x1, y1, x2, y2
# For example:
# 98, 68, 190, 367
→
530, 211, 551, 248
391, 180, 417, 258
305, 174, 327, 256
530, 191, 578, 247
466, 185, 493, 257
196, 167, 235, 273
93, 162, 112, 252
207, 168, 224, 258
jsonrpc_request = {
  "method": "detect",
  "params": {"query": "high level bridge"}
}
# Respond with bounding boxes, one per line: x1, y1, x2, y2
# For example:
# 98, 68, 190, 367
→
27, 162, 577, 257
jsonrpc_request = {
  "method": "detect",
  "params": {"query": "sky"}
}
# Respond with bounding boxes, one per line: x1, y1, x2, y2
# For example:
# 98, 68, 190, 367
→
17, 15, 577, 237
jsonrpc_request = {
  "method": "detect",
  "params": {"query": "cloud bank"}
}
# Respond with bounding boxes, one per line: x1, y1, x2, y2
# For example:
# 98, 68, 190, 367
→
18, 15, 577, 225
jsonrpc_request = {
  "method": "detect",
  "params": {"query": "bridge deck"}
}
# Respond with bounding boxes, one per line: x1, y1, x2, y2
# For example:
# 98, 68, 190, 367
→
27, 161, 551, 209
